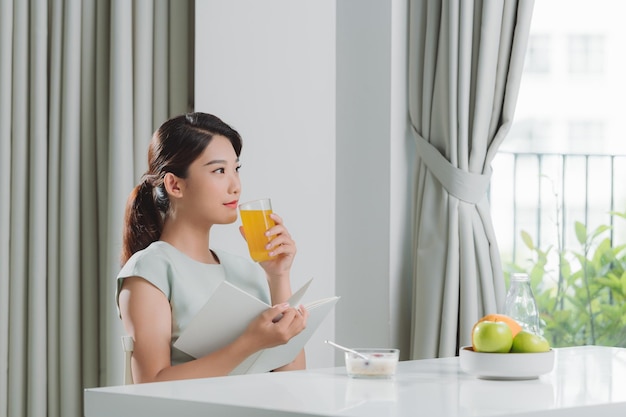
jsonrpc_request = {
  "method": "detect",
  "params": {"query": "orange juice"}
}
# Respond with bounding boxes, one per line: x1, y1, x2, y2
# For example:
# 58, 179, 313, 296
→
240, 208, 276, 262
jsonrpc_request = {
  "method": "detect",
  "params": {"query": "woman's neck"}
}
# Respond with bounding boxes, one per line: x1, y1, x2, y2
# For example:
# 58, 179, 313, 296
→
159, 218, 217, 264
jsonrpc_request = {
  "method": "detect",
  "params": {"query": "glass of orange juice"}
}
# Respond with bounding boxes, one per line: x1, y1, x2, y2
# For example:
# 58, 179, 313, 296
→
238, 198, 276, 262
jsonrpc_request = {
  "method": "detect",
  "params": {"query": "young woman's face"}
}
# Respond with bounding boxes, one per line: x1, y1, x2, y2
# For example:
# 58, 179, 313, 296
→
175, 135, 241, 226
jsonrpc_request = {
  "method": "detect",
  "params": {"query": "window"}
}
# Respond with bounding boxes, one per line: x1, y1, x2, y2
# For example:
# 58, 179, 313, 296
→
567, 120, 605, 153
506, 119, 552, 153
568, 34, 605, 75
492, 0, 626, 348
524, 34, 551, 74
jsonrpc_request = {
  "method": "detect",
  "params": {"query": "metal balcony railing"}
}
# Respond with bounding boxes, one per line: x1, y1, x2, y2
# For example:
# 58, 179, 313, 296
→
490, 151, 626, 266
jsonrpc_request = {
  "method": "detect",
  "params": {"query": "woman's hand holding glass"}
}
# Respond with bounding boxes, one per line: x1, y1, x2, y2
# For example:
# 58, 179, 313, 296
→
259, 213, 296, 276
239, 212, 296, 282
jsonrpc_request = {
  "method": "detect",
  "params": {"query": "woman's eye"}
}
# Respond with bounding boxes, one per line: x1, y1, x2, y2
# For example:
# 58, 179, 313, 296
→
236, 165, 242, 173
213, 168, 225, 174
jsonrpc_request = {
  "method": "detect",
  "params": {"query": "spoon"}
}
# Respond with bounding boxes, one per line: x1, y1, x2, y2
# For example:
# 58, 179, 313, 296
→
325, 340, 370, 362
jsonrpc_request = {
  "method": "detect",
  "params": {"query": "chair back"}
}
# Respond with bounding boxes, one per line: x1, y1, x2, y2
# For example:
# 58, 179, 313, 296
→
121, 336, 134, 384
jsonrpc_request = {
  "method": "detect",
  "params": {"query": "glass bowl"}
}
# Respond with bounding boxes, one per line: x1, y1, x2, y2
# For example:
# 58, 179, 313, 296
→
345, 348, 399, 378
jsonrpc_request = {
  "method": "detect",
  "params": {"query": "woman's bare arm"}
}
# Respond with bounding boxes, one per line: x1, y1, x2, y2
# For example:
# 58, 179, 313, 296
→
118, 276, 307, 382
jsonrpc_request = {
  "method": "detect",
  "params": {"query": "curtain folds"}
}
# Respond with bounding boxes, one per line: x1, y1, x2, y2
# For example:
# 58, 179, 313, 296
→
0, 1, 193, 416
408, 0, 534, 359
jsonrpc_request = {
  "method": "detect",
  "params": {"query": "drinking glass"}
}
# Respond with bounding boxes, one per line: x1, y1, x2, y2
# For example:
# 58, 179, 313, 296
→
239, 198, 276, 262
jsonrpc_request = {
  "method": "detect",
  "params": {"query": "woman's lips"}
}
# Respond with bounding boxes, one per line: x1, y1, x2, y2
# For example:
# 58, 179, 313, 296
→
224, 201, 239, 209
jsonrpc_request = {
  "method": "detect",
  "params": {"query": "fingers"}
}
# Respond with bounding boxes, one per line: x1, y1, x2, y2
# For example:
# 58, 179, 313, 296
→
264, 213, 296, 258
264, 303, 304, 322
299, 304, 309, 320
295, 305, 309, 326
265, 303, 290, 323
276, 305, 307, 330
266, 304, 307, 339
268, 212, 285, 227
266, 213, 291, 240
266, 238, 295, 258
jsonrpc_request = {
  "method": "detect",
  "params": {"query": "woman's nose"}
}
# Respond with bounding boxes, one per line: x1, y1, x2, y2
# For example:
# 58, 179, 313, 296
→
229, 173, 241, 194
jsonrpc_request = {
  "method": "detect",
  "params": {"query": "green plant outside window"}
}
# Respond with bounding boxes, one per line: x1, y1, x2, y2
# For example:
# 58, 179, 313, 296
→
505, 210, 626, 348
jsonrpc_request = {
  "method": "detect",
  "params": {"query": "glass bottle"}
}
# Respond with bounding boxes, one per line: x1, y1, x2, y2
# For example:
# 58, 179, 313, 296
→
504, 273, 541, 334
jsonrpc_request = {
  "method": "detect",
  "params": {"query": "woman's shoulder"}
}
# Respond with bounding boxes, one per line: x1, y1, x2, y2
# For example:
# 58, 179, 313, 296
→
116, 242, 180, 305
118, 241, 176, 279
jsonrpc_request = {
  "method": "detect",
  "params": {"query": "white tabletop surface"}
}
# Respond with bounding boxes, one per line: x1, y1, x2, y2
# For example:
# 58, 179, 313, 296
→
84, 346, 626, 417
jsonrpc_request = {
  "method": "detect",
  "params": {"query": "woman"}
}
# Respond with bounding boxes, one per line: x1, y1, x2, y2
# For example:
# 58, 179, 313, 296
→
117, 112, 308, 383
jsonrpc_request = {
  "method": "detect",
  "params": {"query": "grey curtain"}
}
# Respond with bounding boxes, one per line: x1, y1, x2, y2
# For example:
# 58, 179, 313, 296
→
0, 1, 192, 416
408, 0, 534, 359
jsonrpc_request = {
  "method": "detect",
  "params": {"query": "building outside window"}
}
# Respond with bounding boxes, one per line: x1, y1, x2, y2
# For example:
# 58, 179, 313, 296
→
525, 34, 551, 74
568, 34, 605, 75
567, 120, 606, 152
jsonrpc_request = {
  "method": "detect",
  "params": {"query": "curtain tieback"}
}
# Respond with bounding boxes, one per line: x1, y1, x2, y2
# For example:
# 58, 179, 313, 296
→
411, 126, 492, 204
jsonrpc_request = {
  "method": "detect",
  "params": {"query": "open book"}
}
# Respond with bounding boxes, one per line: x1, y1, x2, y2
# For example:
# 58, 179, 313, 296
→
173, 278, 339, 375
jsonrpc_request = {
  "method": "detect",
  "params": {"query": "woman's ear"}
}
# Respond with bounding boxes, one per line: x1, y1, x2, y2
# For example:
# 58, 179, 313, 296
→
163, 172, 184, 199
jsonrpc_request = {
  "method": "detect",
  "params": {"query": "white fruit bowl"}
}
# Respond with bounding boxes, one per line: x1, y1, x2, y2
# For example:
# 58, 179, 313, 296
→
459, 346, 555, 380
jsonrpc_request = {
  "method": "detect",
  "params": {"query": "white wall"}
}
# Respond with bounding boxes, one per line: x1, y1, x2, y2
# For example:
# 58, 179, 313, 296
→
195, 0, 413, 368
335, 0, 412, 360
195, 0, 337, 369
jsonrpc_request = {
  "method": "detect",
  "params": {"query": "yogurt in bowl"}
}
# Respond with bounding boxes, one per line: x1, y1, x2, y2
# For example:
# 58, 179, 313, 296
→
345, 348, 399, 378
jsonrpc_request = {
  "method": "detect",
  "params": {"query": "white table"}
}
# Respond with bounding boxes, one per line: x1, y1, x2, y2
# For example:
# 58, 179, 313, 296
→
84, 346, 626, 417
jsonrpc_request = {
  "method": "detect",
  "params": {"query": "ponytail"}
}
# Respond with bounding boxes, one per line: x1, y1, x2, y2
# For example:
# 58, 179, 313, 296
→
120, 176, 168, 265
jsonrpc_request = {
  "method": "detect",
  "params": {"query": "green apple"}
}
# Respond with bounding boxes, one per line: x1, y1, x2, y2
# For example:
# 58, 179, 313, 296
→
472, 321, 513, 353
511, 330, 550, 353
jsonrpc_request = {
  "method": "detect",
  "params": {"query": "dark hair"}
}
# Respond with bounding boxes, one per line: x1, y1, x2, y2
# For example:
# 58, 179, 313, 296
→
121, 112, 242, 264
